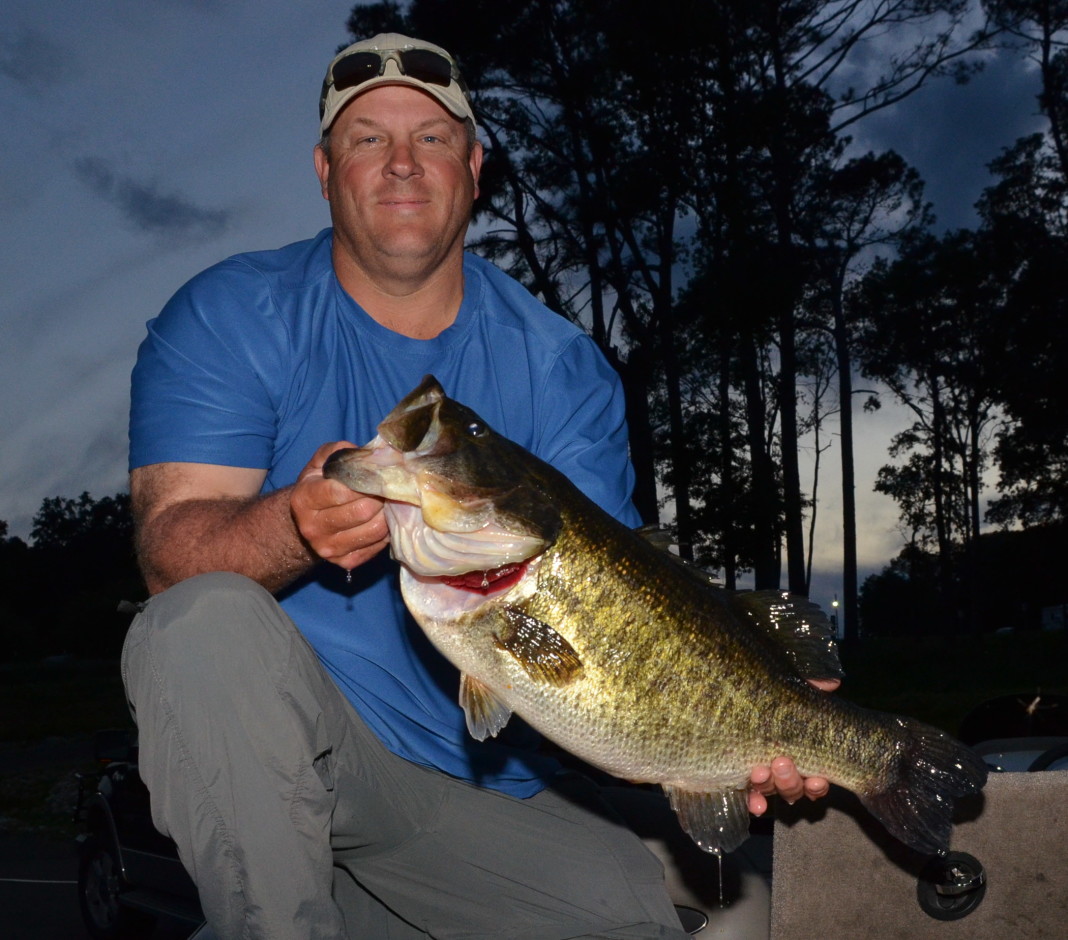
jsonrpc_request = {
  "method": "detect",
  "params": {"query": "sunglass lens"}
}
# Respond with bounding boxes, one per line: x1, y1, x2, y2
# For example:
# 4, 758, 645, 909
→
398, 49, 453, 86
332, 52, 384, 92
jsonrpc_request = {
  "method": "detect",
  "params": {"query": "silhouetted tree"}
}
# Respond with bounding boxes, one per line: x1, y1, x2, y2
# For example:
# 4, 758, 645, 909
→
338, 0, 996, 595
31, 492, 132, 551
0, 492, 141, 661
861, 521, 1068, 635
984, 0, 1068, 178
859, 543, 943, 636
852, 230, 1006, 630
801, 151, 931, 639
979, 135, 1068, 525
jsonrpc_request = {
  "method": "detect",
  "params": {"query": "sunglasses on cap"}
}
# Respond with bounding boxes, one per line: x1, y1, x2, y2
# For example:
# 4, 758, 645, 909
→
319, 48, 464, 120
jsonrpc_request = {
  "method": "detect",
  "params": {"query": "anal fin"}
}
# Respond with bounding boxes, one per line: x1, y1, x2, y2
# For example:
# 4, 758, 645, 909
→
663, 785, 751, 855
459, 673, 512, 741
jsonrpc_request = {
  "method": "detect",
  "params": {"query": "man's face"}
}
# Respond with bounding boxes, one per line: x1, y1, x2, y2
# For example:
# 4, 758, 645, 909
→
314, 84, 483, 288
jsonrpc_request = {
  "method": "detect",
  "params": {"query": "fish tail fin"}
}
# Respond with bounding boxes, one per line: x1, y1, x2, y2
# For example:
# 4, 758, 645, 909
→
858, 717, 988, 855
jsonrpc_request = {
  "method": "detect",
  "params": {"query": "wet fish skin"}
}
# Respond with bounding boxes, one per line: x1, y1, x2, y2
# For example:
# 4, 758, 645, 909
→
324, 376, 987, 856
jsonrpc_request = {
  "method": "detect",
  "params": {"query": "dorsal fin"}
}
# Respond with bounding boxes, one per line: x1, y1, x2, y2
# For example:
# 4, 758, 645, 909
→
634, 525, 721, 586
633, 526, 841, 681
727, 590, 844, 681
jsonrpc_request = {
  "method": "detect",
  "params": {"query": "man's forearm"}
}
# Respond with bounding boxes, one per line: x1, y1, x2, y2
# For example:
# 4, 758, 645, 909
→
137, 487, 317, 595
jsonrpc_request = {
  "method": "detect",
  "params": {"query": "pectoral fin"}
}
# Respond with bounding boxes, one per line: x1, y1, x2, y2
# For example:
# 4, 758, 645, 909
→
459, 673, 512, 741
495, 608, 584, 687
663, 785, 751, 855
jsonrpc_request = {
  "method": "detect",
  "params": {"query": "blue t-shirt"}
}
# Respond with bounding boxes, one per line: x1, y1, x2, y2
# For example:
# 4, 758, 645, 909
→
129, 229, 640, 796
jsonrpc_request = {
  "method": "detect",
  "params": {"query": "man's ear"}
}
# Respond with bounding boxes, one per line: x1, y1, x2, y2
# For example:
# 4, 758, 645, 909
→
470, 140, 483, 200
313, 144, 330, 200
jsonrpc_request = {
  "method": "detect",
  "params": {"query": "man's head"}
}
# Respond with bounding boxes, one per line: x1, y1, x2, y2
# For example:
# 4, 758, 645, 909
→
319, 33, 476, 144
312, 34, 483, 306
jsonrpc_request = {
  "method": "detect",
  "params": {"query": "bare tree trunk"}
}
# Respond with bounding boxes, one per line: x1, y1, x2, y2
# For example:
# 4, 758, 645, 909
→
741, 329, 781, 589
718, 346, 739, 589
778, 307, 808, 594
834, 296, 860, 644
930, 383, 959, 633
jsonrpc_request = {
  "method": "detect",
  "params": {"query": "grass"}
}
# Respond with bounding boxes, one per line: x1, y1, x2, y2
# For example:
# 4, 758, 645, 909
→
0, 766, 86, 838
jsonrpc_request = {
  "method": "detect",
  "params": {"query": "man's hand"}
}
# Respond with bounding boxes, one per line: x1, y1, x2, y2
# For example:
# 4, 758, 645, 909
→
290, 442, 390, 572
746, 677, 840, 815
747, 758, 830, 815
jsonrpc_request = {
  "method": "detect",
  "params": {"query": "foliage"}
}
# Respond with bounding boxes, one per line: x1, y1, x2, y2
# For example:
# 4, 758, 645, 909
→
859, 544, 952, 636
846, 5, 1068, 546
859, 522, 1068, 636
978, 136, 1068, 525
30, 491, 132, 551
0, 492, 143, 662
853, 230, 1005, 547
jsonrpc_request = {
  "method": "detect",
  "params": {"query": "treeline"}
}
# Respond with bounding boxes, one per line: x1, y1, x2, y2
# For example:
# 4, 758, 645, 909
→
0, 494, 143, 662
346, 0, 1068, 637
859, 521, 1068, 636
0, 491, 1061, 662
4, 3, 1066, 659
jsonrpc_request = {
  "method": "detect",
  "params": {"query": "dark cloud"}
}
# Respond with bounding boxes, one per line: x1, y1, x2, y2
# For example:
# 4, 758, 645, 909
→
859, 52, 1045, 231
74, 156, 231, 242
0, 26, 67, 88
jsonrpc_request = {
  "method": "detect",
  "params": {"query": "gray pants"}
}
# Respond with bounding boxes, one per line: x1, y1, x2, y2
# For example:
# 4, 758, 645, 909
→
121, 573, 689, 939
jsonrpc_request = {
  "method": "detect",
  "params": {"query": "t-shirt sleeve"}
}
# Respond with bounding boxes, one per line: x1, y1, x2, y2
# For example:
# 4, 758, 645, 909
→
129, 262, 288, 472
535, 334, 642, 528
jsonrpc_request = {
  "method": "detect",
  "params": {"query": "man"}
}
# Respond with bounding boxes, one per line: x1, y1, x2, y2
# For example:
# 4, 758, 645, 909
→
124, 33, 831, 939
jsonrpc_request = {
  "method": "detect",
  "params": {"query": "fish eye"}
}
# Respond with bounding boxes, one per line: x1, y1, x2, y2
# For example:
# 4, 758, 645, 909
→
466, 420, 487, 437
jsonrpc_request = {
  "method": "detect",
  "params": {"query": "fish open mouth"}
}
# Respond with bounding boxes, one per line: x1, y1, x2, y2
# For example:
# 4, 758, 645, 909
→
437, 561, 528, 595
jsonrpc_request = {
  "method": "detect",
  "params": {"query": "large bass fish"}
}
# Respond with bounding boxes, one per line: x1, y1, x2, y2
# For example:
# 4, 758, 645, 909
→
324, 376, 986, 856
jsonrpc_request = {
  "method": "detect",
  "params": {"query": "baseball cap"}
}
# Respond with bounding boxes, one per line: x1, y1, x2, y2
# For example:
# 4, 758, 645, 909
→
319, 33, 476, 134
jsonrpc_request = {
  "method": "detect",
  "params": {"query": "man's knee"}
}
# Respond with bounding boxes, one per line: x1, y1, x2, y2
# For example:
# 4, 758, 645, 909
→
139, 570, 291, 644
123, 572, 300, 706
146, 570, 273, 626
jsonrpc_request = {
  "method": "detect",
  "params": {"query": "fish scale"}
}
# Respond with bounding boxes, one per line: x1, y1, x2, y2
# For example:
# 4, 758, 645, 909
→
324, 375, 987, 856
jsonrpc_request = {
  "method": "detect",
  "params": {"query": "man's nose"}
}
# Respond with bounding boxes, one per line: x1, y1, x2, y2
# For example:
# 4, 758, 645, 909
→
385, 142, 422, 179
